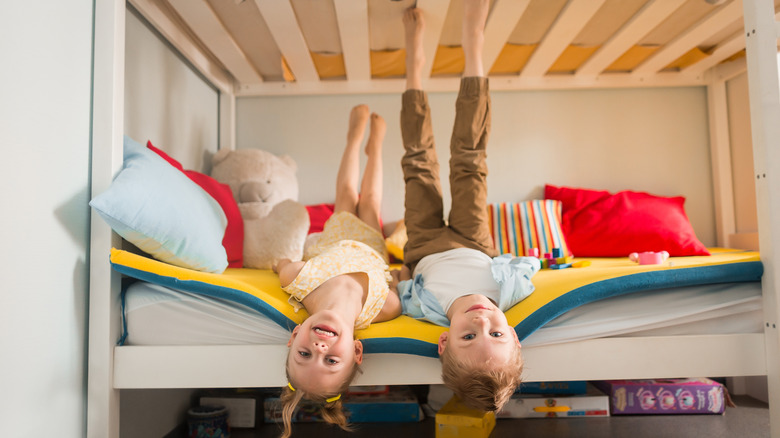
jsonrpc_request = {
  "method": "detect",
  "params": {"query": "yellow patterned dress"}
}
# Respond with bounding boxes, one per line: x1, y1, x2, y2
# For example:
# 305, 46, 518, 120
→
283, 212, 392, 330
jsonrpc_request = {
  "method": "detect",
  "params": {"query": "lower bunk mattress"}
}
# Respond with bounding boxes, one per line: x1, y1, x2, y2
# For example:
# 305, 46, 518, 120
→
111, 247, 763, 357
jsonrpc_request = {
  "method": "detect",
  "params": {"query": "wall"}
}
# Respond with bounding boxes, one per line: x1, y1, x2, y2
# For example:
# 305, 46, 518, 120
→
120, 8, 221, 437
124, 6, 220, 172
237, 86, 715, 246
0, 1, 93, 437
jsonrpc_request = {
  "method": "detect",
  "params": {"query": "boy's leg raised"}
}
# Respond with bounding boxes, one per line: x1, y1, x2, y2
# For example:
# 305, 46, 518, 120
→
448, 0, 496, 257
400, 7, 446, 271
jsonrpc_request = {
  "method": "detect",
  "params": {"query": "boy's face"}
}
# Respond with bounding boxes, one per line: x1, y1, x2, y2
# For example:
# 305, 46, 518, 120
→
440, 295, 520, 368
287, 310, 363, 394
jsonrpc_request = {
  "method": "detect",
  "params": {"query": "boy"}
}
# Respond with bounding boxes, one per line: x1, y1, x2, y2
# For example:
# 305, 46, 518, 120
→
396, 1, 540, 412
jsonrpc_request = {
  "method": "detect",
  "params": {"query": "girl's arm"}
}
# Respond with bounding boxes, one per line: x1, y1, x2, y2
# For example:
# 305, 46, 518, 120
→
372, 287, 401, 323
273, 258, 305, 287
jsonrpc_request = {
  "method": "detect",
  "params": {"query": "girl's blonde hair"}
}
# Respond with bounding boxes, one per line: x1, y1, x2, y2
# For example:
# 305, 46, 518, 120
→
278, 360, 363, 438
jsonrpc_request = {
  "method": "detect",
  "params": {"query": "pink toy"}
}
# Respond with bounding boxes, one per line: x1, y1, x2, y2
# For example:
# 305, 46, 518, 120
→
629, 251, 670, 265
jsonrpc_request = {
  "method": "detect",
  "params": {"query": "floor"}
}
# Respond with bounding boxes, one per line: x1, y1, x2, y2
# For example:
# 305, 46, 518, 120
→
168, 395, 770, 438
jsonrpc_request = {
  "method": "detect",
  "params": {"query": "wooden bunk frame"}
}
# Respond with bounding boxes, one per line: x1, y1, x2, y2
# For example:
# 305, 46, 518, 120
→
87, 0, 780, 436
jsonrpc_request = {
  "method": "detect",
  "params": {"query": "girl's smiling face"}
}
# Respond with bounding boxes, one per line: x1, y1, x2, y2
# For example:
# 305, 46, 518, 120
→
286, 310, 363, 395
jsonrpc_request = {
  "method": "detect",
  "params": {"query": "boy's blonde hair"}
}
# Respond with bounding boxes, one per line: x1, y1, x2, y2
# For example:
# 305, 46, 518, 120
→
278, 358, 362, 438
439, 343, 523, 412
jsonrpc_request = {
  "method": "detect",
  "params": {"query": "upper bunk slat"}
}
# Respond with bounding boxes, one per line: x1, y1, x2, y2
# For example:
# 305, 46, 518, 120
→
521, 0, 607, 78
128, 0, 774, 95
577, 0, 687, 77
633, 0, 744, 77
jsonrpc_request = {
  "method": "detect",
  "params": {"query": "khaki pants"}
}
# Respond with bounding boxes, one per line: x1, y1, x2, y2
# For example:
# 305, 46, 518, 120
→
401, 77, 498, 273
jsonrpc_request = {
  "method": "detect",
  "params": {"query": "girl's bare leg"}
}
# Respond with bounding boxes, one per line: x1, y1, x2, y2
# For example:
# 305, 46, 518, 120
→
334, 104, 370, 214
404, 7, 425, 90
356, 113, 386, 232
462, 0, 488, 78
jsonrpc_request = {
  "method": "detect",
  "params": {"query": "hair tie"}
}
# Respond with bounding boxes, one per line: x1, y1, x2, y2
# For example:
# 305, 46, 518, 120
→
325, 394, 341, 403
287, 382, 296, 392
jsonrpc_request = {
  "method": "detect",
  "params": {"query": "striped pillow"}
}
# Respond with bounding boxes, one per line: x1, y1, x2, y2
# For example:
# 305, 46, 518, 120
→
487, 200, 570, 258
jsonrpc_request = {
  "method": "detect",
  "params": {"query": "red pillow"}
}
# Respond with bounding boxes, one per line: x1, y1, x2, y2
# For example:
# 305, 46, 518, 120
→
306, 203, 335, 234
147, 141, 244, 268
544, 184, 709, 257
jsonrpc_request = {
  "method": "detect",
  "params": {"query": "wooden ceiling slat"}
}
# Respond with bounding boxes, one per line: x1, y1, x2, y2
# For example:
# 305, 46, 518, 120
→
686, 5, 780, 76
521, 0, 608, 78
254, 0, 319, 82
483, 0, 532, 74
577, 0, 686, 77
633, 0, 743, 76
168, 0, 263, 85
334, 0, 371, 81
129, 0, 233, 93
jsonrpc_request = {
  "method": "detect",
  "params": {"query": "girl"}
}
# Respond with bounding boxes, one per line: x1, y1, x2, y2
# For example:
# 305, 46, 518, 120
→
273, 105, 401, 437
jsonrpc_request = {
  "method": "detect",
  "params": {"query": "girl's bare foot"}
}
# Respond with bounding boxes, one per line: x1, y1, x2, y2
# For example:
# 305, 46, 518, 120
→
348, 104, 370, 145
366, 113, 386, 155
403, 7, 425, 90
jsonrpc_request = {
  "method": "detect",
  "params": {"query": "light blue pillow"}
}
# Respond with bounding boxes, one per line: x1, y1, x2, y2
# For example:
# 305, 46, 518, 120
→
90, 136, 228, 273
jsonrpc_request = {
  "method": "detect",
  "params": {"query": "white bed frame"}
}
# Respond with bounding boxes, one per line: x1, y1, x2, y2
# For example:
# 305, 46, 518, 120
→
87, 0, 780, 436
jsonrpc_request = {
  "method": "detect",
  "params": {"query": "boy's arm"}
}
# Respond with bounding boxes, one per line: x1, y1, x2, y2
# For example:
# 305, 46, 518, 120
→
273, 258, 305, 288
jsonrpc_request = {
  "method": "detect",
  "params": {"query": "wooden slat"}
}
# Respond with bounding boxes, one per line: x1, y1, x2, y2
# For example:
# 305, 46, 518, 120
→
168, 0, 262, 85
417, 0, 451, 80
577, 0, 686, 77
685, 28, 747, 76
129, 0, 233, 93
334, 0, 371, 81
707, 79, 736, 247
237, 70, 705, 96
113, 334, 766, 388
633, 0, 743, 76
483, 0, 532, 73
687, 8, 780, 77
521, 0, 607, 78
254, 0, 319, 82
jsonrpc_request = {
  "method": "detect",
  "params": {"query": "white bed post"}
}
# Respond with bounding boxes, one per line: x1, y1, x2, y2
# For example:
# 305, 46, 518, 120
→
88, 0, 125, 437
743, 0, 780, 435
219, 91, 236, 151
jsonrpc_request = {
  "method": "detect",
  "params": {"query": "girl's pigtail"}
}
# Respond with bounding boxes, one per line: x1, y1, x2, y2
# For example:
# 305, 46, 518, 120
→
279, 385, 303, 438
321, 397, 351, 432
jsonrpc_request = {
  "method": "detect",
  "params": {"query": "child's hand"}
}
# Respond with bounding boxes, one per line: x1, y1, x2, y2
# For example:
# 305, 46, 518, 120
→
273, 258, 292, 274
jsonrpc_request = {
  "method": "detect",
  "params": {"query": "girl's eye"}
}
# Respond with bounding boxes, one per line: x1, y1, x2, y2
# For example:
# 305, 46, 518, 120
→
463, 334, 475, 340
326, 357, 339, 365
298, 351, 311, 358
490, 332, 503, 338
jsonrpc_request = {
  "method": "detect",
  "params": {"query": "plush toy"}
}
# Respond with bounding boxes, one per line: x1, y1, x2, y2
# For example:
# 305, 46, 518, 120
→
211, 148, 310, 270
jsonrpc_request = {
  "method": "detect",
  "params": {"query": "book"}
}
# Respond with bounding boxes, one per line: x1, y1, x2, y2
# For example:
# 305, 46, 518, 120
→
519, 381, 588, 395
498, 383, 609, 418
264, 385, 422, 423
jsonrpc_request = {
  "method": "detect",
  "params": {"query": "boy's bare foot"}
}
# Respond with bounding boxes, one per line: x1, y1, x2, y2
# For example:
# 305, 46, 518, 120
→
348, 104, 370, 145
403, 7, 425, 90
366, 113, 386, 155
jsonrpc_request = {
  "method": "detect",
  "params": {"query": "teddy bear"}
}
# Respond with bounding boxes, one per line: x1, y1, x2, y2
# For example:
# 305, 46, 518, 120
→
210, 148, 310, 270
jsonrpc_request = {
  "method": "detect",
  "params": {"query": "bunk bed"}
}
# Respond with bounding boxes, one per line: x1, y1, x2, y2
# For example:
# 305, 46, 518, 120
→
88, 0, 780, 436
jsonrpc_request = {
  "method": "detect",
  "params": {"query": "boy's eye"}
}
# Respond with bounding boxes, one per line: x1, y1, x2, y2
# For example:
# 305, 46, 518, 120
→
490, 332, 503, 338
462, 334, 475, 340
326, 357, 339, 365
298, 351, 311, 358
